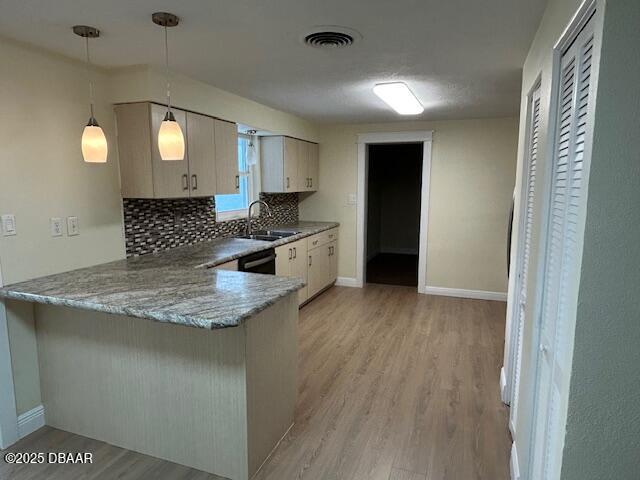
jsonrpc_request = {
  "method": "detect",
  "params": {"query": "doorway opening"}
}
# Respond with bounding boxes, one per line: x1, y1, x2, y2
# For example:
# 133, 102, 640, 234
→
365, 143, 423, 287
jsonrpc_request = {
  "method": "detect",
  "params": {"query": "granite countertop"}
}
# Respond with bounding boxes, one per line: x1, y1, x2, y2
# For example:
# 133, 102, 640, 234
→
0, 221, 339, 330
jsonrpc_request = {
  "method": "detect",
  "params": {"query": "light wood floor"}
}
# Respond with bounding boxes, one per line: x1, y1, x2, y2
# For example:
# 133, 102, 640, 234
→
1, 285, 511, 480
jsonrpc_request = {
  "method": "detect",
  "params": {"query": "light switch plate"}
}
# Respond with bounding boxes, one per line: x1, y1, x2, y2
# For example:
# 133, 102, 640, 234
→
1, 214, 16, 236
347, 193, 357, 205
50, 217, 64, 237
67, 216, 79, 236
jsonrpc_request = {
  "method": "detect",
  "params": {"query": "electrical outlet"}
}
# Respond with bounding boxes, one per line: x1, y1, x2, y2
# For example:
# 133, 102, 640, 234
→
347, 193, 357, 205
1, 214, 16, 236
67, 216, 79, 236
50, 217, 64, 237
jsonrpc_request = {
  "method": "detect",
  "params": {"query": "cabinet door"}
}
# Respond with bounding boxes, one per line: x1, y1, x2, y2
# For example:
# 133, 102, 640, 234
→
327, 240, 338, 284
115, 103, 154, 198
296, 141, 310, 191
186, 112, 216, 197
308, 143, 319, 191
283, 137, 298, 192
214, 119, 239, 194
307, 247, 328, 299
275, 244, 292, 276
290, 239, 309, 305
260, 136, 285, 192
150, 104, 190, 198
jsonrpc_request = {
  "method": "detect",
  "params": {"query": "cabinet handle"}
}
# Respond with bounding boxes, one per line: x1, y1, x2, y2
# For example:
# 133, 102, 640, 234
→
235, 175, 240, 190
191, 174, 198, 190
307, 177, 310, 188
288, 248, 292, 260
293, 247, 297, 259
310, 178, 313, 188
286, 177, 290, 189
308, 255, 312, 267
182, 174, 189, 191
329, 234, 334, 239
312, 240, 318, 246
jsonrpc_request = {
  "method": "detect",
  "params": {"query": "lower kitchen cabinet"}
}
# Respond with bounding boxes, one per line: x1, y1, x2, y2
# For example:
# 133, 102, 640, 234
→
307, 246, 329, 299
275, 238, 308, 305
328, 240, 338, 282
308, 237, 338, 300
275, 228, 338, 306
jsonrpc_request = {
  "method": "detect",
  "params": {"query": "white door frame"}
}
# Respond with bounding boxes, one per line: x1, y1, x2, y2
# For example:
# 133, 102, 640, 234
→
356, 131, 433, 292
0, 259, 19, 448
524, 1, 603, 478
502, 79, 541, 423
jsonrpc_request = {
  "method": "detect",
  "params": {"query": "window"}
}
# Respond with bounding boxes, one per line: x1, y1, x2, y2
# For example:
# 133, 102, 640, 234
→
215, 135, 256, 220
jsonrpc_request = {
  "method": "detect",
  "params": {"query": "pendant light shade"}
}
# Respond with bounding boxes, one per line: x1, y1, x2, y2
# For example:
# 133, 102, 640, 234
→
158, 111, 185, 161
73, 25, 108, 163
82, 117, 108, 163
153, 12, 185, 161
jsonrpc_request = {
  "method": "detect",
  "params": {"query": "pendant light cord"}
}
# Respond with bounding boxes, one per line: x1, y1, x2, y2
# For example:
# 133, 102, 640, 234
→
164, 25, 171, 113
85, 36, 95, 118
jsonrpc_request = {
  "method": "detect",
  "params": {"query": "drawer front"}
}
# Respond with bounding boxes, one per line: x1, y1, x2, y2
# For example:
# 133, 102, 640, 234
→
308, 228, 339, 250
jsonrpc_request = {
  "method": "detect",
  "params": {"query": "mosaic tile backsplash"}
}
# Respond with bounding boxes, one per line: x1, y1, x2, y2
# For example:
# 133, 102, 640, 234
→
123, 193, 298, 257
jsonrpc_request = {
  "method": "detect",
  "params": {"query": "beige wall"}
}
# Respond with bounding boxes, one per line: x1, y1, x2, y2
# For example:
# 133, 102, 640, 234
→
299, 117, 519, 293
0, 38, 126, 415
109, 66, 319, 142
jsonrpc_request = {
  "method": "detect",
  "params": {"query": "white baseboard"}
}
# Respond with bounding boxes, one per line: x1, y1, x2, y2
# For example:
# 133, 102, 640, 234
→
424, 286, 507, 302
500, 367, 509, 405
17, 405, 45, 439
335, 277, 360, 288
510, 442, 520, 480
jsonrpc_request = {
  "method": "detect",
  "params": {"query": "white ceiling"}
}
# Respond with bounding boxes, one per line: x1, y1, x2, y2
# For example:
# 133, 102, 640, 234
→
0, 0, 546, 123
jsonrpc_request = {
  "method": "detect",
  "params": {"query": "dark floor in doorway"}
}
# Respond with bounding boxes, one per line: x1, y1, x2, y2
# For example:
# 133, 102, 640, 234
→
366, 253, 418, 287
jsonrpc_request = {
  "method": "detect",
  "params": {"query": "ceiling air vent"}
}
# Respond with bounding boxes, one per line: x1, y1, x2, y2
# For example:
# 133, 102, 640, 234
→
302, 26, 361, 49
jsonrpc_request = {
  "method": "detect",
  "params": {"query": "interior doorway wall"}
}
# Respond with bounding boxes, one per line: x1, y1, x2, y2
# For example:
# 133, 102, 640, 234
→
366, 143, 423, 287
356, 131, 433, 292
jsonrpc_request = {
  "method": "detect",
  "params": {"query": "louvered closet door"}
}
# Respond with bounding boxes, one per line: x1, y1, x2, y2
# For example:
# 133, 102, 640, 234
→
510, 86, 541, 426
531, 14, 597, 480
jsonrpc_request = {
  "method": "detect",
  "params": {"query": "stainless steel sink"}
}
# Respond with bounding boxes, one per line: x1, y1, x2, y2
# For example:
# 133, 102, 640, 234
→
252, 230, 300, 237
236, 234, 282, 242
235, 230, 301, 242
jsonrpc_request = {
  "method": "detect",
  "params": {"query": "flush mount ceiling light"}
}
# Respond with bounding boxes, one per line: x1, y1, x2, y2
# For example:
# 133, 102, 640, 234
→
73, 25, 108, 163
373, 82, 424, 115
152, 12, 185, 161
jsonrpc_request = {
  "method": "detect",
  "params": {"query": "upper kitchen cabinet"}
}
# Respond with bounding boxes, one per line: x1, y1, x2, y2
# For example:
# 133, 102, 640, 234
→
261, 136, 319, 193
186, 112, 216, 197
214, 119, 240, 195
114, 102, 239, 199
307, 142, 319, 191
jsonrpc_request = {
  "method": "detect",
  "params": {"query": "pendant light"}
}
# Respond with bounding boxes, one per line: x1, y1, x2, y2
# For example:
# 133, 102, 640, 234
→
152, 12, 185, 161
73, 25, 108, 163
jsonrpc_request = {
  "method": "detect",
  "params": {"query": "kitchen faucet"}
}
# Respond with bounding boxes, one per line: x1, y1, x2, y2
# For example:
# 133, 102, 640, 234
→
246, 200, 272, 236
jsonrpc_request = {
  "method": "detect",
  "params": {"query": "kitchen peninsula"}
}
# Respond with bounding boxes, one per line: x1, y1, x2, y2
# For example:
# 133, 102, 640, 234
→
0, 222, 338, 480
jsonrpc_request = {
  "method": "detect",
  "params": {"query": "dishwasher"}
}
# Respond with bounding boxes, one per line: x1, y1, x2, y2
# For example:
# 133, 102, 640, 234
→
237, 248, 277, 274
